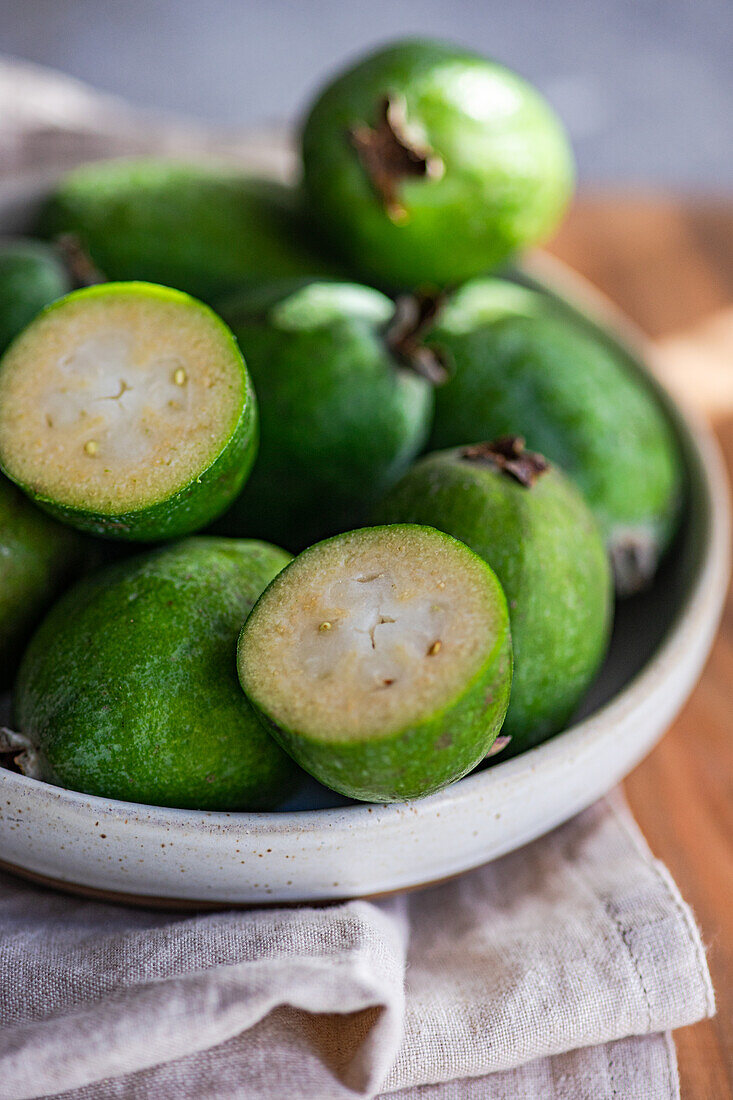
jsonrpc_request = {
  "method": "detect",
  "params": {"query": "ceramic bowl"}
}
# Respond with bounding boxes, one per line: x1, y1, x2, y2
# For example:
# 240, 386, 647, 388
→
0, 174, 729, 906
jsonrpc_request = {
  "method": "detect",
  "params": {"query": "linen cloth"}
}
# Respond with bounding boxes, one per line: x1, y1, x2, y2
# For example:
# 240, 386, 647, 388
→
0, 57, 716, 1099
0, 795, 714, 1100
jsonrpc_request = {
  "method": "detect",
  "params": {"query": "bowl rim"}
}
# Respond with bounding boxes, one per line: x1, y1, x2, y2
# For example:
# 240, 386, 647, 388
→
2, 250, 729, 833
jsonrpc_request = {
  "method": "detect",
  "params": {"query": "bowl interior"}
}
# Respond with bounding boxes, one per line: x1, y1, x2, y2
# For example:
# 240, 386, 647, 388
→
0, 182, 706, 816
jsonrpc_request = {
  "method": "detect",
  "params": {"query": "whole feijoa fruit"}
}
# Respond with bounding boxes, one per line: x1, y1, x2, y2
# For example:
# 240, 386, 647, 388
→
39, 159, 335, 303
425, 278, 683, 594
0, 282, 258, 540
238, 524, 512, 803
216, 280, 436, 549
301, 38, 573, 288
0, 238, 71, 354
375, 439, 612, 754
0, 476, 94, 689
13, 537, 299, 810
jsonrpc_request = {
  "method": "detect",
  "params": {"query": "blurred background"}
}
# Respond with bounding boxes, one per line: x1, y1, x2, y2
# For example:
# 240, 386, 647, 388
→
1, 0, 731, 188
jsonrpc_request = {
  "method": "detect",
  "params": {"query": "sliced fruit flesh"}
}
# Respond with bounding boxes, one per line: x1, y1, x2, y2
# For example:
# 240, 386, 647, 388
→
0, 287, 245, 512
240, 527, 501, 741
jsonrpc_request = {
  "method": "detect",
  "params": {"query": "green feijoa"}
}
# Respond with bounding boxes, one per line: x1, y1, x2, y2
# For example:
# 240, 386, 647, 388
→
375, 440, 612, 754
301, 38, 573, 289
13, 537, 298, 810
427, 279, 684, 593
38, 159, 335, 303
216, 281, 435, 550
238, 524, 512, 803
0, 238, 71, 354
0, 282, 258, 541
0, 476, 94, 689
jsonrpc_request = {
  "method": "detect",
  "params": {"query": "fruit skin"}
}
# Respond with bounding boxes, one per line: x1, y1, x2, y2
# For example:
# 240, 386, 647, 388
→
0, 238, 71, 353
216, 281, 434, 550
0, 476, 94, 689
14, 537, 299, 810
301, 38, 573, 289
238, 525, 512, 803
38, 159, 335, 303
427, 279, 683, 594
0, 282, 259, 541
375, 450, 613, 753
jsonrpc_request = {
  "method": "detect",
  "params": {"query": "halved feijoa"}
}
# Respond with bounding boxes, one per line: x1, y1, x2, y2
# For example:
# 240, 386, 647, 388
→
12, 537, 298, 810
375, 440, 613, 753
0, 238, 71, 354
0, 282, 257, 540
238, 524, 512, 802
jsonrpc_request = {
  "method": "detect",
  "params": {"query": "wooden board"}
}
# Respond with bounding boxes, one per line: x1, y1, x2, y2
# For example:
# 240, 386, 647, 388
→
550, 195, 733, 1100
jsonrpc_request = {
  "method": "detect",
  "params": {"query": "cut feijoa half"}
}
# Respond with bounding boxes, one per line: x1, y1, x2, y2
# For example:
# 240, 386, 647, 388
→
238, 524, 512, 803
0, 282, 257, 540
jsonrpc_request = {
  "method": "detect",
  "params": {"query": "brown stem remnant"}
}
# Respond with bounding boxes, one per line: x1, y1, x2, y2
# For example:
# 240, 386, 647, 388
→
349, 95, 444, 223
55, 233, 106, 288
461, 437, 549, 488
608, 528, 660, 597
486, 734, 512, 758
0, 746, 22, 774
0, 727, 39, 777
385, 292, 450, 385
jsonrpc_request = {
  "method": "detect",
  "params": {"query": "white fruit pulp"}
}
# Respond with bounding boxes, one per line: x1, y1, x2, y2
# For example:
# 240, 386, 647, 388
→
240, 528, 502, 740
0, 290, 243, 511
299, 571, 447, 691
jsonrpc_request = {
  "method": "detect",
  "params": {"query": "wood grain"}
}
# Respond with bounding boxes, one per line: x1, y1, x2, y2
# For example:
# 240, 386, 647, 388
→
549, 195, 733, 1100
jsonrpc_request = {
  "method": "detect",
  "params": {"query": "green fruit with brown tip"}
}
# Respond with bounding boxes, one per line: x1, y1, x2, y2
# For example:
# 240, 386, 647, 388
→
13, 537, 299, 810
238, 524, 512, 802
0, 476, 93, 689
216, 280, 434, 550
301, 38, 573, 288
426, 277, 684, 594
39, 159, 335, 303
375, 440, 613, 754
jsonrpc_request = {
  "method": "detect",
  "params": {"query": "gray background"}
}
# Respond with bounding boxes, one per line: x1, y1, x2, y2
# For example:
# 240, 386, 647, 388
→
1, 0, 731, 187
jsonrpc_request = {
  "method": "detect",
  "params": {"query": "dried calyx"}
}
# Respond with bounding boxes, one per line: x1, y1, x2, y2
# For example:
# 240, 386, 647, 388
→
0, 727, 40, 778
385, 292, 449, 384
55, 233, 105, 289
0, 746, 22, 774
461, 437, 549, 488
609, 531, 660, 597
349, 95, 444, 223
486, 734, 512, 758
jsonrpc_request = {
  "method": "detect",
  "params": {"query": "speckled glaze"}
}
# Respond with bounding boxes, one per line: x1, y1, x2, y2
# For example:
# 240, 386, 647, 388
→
0, 174, 728, 907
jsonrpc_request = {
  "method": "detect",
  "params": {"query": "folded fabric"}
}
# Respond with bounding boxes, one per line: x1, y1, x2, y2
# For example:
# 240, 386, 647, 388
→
0, 55, 291, 180
0, 794, 713, 1100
